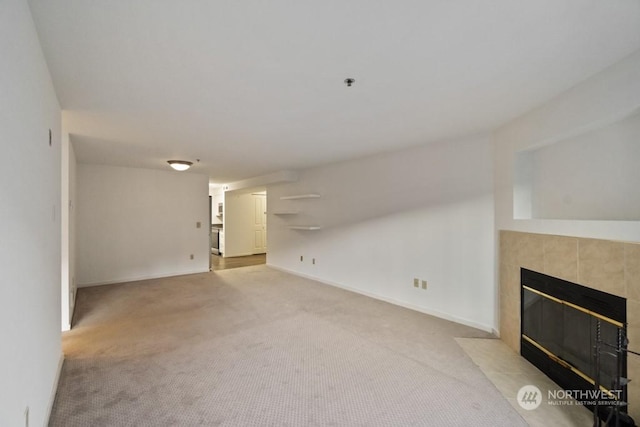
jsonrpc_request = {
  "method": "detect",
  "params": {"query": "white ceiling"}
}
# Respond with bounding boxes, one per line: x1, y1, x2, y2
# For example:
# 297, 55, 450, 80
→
28, 0, 640, 183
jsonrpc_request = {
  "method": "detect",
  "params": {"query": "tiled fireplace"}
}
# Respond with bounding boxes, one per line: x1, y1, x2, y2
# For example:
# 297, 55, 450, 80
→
499, 230, 640, 420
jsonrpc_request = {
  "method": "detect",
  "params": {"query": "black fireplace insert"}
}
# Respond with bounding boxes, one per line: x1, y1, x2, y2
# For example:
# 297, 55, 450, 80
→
520, 268, 627, 414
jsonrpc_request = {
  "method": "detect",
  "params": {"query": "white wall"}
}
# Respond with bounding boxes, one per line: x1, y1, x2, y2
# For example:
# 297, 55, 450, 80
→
0, 1, 62, 425
61, 129, 77, 330
76, 165, 210, 286
494, 48, 640, 241
267, 136, 496, 332
528, 110, 640, 221
69, 141, 77, 318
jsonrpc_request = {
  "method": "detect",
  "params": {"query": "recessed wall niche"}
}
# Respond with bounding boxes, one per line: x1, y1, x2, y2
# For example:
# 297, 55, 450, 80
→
513, 107, 640, 221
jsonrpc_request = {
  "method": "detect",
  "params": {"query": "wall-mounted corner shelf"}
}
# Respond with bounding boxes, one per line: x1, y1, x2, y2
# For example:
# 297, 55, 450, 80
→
272, 211, 299, 215
288, 226, 322, 230
280, 194, 321, 200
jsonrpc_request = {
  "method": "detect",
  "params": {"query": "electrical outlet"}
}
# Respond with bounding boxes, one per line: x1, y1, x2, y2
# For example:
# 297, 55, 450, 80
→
422, 280, 427, 290
413, 278, 419, 287
190, 254, 194, 260
300, 255, 303, 262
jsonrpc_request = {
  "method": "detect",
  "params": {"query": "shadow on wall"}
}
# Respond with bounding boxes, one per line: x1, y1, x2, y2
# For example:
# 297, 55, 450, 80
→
269, 135, 493, 231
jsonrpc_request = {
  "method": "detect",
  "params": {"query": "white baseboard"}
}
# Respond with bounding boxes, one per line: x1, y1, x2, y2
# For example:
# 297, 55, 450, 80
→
266, 264, 494, 333
46, 352, 64, 426
77, 268, 210, 288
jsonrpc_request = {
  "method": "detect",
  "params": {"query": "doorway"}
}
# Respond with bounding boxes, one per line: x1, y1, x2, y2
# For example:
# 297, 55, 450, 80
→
213, 187, 267, 263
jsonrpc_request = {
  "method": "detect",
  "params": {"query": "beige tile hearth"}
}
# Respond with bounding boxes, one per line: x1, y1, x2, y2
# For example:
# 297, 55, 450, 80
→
457, 338, 593, 427
499, 230, 640, 421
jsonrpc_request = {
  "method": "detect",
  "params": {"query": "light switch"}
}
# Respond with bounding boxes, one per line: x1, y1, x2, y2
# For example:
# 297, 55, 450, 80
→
196, 222, 201, 228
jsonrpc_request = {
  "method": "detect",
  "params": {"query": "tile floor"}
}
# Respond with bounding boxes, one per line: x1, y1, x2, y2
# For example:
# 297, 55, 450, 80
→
457, 338, 594, 426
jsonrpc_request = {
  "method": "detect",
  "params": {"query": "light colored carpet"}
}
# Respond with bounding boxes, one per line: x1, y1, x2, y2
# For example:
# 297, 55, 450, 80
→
49, 265, 527, 426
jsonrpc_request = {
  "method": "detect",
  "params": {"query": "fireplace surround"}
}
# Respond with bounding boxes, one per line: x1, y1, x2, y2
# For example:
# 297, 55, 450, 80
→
520, 268, 627, 412
499, 231, 640, 421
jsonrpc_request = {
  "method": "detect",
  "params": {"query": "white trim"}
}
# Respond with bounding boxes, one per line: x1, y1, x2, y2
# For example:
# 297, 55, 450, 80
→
46, 353, 64, 426
77, 268, 209, 288
266, 264, 494, 333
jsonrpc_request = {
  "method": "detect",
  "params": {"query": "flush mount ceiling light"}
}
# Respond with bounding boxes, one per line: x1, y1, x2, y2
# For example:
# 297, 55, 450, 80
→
167, 160, 193, 171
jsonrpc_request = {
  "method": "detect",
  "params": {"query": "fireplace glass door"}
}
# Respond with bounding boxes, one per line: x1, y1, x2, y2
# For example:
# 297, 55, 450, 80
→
522, 286, 619, 389
520, 268, 627, 414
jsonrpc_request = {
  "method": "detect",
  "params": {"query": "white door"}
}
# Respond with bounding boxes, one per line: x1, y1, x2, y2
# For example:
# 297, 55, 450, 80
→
253, 194, 267, 253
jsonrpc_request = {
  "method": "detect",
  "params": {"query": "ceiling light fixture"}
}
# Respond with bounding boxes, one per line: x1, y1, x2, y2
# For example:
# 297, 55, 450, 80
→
167, 160, 193, 171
